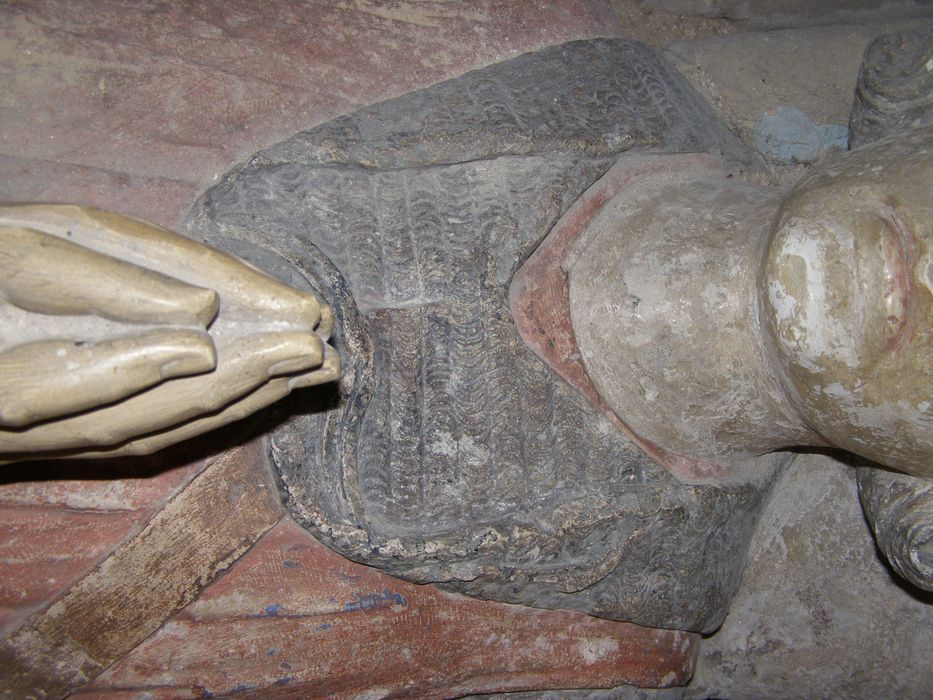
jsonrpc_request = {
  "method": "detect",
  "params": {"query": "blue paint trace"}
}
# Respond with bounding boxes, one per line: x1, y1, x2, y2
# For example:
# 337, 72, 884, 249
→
315, 623, 333, 631
282, 559, 301, 569
230, 683, 256, 693
262, 603, 283, 617
753, 106, 848, 164
343, 588, 408, 613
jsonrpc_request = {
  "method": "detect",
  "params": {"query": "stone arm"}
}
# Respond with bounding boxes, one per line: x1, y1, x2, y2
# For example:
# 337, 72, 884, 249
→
0, 205, 339, 463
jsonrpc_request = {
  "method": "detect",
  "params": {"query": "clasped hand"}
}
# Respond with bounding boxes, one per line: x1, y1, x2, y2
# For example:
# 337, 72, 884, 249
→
0, 205, 339, 462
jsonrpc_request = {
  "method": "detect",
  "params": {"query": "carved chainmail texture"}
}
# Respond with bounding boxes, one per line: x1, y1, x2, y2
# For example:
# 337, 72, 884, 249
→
188, 38, 779, 632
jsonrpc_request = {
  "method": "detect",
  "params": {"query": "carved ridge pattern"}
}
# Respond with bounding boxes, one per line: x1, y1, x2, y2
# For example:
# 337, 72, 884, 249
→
190, 39, 773, 632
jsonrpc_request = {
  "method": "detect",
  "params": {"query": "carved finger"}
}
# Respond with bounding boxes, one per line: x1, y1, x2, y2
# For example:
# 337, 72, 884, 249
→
47, 354, 341, 460
317, 304, 335, 341
288, 343, 341, 388
0, 205, 324, 330
0, 225, 218, 327
0, 329, 217, 427
36, 374, 302, 460
0, 332, 325, 453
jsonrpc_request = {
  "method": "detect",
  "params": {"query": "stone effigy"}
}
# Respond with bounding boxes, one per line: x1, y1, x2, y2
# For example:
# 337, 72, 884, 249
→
0, 205, 339, 462
532, 29, 933, 591
3, 29, 928, 632
561, 126, 932, 478
188, 38, 785, 633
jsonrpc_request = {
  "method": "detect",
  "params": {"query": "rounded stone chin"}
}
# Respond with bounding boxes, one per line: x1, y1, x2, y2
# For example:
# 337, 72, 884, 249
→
760, 128, 933, 477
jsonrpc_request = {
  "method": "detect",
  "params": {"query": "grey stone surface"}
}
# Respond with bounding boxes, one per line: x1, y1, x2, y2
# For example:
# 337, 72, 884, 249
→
850, 27, 933, 147
687, 454, 933, 699
641, 0, 932, 28
858, 466, 933, 591
188, 39, 779, 633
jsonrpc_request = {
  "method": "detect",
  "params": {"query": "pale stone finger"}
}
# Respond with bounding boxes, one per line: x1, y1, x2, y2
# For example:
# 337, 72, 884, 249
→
0, 205, 324, 329
57, 376, 298, 459
42, 354, 341, 460
288, 344, 341, 388
317, 304, 335, 341
0, 329, 217, 427
0, 332, 325, 453
0, 225, 218, 327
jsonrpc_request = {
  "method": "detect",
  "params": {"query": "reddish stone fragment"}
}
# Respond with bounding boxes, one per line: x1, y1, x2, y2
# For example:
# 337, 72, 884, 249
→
0, 507, 137, 635
84, 518, 698, 698
509, 155, 732, 482
0, 0, 620, 228
0, 442, 281, 699
0, 457, 203, 511
0, 154, 199, 231
0, 455, 205, 636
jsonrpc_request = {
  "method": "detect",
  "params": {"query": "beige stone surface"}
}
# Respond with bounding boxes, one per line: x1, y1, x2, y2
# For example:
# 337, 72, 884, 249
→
763, 126, 933, 477
688, 453, 933, 700
665, 24, 910, 156
566, 154, 800, 464
565, 127, 932, 478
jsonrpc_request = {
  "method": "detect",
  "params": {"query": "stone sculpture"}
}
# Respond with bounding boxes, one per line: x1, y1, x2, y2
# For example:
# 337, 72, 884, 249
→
561, 125, 931, 478
187, 31, 932, 614
849, 27, 933, 148
847, 28, 933, 592
858, 465, 933, 592
0, 204, 339, 463
3, 30, 929, 637
189, 38, 786, 633
545, 28, 933, 591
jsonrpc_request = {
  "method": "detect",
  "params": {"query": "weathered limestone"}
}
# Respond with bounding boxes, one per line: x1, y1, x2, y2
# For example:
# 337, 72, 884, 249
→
688, 454, 933, 700
858, 466, 933, 591
566, 155, 799, 463
763, 126, 932, 476
849, 27, 933, 147
560, 28, 933, 595
564, 125, 932, 480
0, 205, 338, 462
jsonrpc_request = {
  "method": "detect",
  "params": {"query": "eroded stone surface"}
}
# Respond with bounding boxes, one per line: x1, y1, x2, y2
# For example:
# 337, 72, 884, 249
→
81, 518, 698, 699
849, 27, 933, 147
762, 126, 933, 478
641, 0, 932, 28
189, 39, 778, 633
687, 454, 933, 700
510, 152, 784, 482
0, 0, 620, 229
564, 154, 799, 464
